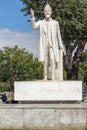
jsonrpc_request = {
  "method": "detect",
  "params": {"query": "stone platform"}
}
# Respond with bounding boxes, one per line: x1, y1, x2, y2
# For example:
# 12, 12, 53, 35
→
14, 81, 82, 101
0, 103, 87, 129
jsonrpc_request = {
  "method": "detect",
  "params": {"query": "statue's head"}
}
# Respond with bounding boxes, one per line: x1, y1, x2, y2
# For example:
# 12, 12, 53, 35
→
44, 3, 52, 20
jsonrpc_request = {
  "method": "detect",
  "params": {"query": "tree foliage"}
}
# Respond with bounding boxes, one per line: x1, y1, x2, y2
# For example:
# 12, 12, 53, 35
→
79, 50, 87, 90
0, 46, 43, 91
20, 0, 87, 80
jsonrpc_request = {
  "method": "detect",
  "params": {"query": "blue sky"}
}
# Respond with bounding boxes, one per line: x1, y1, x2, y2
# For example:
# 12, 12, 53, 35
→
0, 0, 31, 32
0, 0, 39, 57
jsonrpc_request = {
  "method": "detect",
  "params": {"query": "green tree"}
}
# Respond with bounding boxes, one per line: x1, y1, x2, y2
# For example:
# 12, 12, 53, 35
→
20, 0, 87, 80
0, 46, 43, 91
0, 50, 3, 81
33, 58, 43, 80
79, 50, 87, 90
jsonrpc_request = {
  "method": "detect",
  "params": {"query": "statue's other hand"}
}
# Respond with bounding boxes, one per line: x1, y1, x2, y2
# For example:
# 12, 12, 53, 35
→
30, 8, 34, 17
60, 46, 63, 50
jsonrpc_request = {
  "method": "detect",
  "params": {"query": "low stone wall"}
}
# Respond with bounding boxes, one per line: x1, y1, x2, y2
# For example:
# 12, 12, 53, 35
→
0, 103, 87, 129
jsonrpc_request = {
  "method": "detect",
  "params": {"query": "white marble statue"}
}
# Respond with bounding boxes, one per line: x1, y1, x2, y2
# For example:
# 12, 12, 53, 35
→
30, 3, 63, 80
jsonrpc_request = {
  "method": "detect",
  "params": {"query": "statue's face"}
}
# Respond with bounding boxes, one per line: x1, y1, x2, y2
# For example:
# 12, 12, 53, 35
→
44, 8, 52, 19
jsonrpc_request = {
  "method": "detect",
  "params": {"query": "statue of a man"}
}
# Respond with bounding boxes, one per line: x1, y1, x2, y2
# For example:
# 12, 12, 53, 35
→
30, 3, 63, 80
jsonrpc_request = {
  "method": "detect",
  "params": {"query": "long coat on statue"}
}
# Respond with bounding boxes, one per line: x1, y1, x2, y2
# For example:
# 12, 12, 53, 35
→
31, 18, 63, 62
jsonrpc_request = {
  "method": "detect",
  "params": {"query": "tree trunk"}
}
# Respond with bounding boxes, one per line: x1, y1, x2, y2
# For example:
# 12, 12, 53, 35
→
64, 39, 86, 80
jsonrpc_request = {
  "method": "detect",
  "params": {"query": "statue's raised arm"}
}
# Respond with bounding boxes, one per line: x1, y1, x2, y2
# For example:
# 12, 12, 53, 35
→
30, 8, 40, 29
30, 8, 34, 18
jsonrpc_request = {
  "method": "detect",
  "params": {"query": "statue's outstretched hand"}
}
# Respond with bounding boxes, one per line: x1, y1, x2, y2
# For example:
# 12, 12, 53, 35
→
30, 8, 34, 18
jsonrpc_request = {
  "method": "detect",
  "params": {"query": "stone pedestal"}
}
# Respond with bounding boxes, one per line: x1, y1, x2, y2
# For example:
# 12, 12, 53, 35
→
14, 81, 82, 101
0, 104, 87, 129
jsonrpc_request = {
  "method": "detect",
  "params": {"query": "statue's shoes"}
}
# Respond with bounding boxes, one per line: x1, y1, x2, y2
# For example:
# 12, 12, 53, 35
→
44, 77, 47, 80
51, 77, 55, 80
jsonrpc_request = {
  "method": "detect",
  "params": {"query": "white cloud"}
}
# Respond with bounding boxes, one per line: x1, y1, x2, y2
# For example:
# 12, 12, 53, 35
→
0, 28, 39, 57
